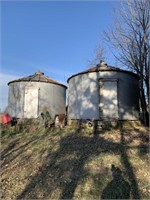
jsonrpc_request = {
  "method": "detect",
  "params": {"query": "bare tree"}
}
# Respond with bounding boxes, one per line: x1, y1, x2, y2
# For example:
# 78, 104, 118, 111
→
104, 0, 150, 125
88, 44, 106, 67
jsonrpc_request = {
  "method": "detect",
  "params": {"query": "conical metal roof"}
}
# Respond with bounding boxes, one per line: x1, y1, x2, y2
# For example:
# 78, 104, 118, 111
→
67, 62, 139, 82
8, 71, 67, 88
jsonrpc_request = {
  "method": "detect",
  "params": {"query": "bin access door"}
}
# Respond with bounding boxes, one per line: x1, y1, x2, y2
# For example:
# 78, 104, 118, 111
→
99, 80, 118, 119
24, 87, 39, 118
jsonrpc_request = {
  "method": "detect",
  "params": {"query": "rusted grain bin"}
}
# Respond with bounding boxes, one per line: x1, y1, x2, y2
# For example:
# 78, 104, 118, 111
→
7, 71, 67, 119
67, 62, 139, 121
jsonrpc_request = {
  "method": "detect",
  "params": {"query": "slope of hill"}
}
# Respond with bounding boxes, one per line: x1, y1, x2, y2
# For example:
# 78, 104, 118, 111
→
1, 122, 149, 199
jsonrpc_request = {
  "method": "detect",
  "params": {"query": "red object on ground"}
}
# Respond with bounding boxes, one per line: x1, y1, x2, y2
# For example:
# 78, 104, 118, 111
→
1, 113, 12, 124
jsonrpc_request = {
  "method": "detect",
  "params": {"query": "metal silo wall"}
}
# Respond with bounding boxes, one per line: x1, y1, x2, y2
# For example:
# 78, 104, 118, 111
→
8, 82, 25, 118
98, 71, 139, 120
38, 82, 66, 119
68, 73, 99, 120
112, 72, 139, 120
8, 81, 66, 119
68, 71, 139, 120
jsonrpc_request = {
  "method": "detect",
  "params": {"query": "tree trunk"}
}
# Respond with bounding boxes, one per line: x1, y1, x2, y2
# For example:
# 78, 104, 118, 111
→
139, 81, 149, 126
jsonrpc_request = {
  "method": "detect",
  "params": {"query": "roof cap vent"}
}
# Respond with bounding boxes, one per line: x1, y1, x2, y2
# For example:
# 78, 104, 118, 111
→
35, 70, 44, 75
100, 60, 107, 66
96, 60, 108, 69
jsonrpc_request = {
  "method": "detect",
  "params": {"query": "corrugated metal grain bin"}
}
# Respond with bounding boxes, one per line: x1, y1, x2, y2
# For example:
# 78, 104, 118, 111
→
67, 62, 139, 121
7, 71, 67, 119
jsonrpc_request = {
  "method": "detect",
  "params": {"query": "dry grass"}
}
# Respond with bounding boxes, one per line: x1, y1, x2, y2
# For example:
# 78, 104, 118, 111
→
0, 122, 149, 199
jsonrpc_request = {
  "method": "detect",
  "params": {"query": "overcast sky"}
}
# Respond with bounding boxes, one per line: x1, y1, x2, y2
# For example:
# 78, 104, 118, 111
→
1, 0, 119, 111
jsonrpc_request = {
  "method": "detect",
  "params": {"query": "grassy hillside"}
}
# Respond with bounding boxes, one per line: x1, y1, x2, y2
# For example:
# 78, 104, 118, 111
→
1, 122, 149, 199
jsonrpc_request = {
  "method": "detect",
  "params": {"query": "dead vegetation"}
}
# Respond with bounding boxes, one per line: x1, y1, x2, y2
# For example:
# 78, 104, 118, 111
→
0, 121, 149, 199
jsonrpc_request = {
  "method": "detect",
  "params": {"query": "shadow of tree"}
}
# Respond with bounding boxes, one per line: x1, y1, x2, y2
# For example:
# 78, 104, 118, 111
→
1, 130, 50, 169
120, 129, 140, 199
15, 127, 141, 200
1, 138, 19, 160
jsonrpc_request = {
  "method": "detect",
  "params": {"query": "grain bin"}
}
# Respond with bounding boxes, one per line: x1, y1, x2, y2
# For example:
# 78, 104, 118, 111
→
67, 62, 139, 121
7, 71, 67, 119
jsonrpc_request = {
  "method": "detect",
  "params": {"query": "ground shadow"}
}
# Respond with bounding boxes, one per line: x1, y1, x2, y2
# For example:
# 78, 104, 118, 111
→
1, 130, 49, 169
120, 127, 141, 199
15, 126, 142, 200
101, 164, 131, 199
1, 139, 19, 160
